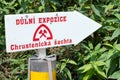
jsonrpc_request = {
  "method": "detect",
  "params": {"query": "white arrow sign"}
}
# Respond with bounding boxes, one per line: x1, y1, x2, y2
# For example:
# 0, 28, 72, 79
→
5, 11, 102, 52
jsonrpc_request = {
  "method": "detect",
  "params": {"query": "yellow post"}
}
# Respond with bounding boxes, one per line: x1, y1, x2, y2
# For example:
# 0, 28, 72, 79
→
28, 54, 56, 80
30, 70, 56, 80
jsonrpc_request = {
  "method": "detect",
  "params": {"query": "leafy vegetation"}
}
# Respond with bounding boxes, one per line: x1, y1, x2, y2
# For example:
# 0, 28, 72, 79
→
0, 0, 120, 80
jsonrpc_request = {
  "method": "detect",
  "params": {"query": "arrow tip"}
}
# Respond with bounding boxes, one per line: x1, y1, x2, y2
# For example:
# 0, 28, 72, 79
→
72, 11, 102, 45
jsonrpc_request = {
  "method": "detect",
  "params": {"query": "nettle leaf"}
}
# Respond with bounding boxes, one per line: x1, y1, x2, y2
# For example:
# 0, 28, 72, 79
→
115, 44, 120, 51
82, 69, 94, 80
106, 18, 120, 23
105, 3, 114, 13
79, 0, 88, 4
106, 58, 118, 77
91, 4, 101, 17
68, 60, 77, 65
109, 70, 120, 79
9, 0, 16, 6
81, 43, 91, 51
88, 42, 93, 50
104, 43, 113, 48
99, 47, 107, 53
95, 43, 101, 51
93, 65, 107, 78
60, 63, 66, 72
103, 26, 116, 31
78, 65, 86, 70
51, 5, 57, 11
64, 68, 72, 80
111, 28, 120, 40
16, 8, 23, 14
38, 6, 44, 12
78, 64, 92, 73
114, 14, 120, 20
105, 59, 111, 75
104, 36, 112, 41
95, 61, 105, 66
50, 0, 61, 6
98, 52, 107, 61
108, 50, 114, 59
18, 0, 22, 5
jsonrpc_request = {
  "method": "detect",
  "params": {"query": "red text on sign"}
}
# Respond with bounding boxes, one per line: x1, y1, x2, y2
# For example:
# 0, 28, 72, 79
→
10, 38, 72, 51
10, 41, 51, 51
16, 17, 35, 25
38, 16, 67, 23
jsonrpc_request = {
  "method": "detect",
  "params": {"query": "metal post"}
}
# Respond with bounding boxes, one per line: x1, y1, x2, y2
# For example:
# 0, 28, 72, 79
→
36, 48, 46, 59
28, 48, 56, 80
48, 60, 53, 80
36, 48, 54, 80
28, 58, 30, 80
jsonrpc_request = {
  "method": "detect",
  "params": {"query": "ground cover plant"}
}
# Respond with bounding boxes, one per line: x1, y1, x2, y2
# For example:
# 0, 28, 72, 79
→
0, 0, 120, 80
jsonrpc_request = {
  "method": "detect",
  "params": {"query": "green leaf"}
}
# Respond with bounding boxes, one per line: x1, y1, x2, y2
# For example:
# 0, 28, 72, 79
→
105, 59, 111, 75
64, 68, 72, 80
106, 18, 120, 23
104, 43, 113, 48
105, 57, 119, 76
88, 42, 93, 50
105, 3, 114, 13
38, 6, 44, 12
68, 60, 77, 65
18, 0, 22, 5
9, 0, 16, 6
82, 64, 92, 73
82, 69, 94, 80
104, 36, 112, 41
20, 64, 25, 70
106, 50, 114, 59
81, 43, 90, 51
109, 70, 120, 79
111, 28, 120, 40
118, 78, 120, 80
79, 0, 88, 4
51, 5, 57, 11
16, 8, 23, 14
78, 65, 86, 70
95, 61, 105, 66
98, 52, 107, 61
99, 47, 107, 53
91, 4, 101, 17
78, 64, 92, 73
93, 65, 107, 78
115, 44, 120, 51
60, 59, 67, 62
114, 14, 120, 20
95, 43, 101, 50
50, 0, 61, 6
60, 63, 66, 72
103, 26, 116, 31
